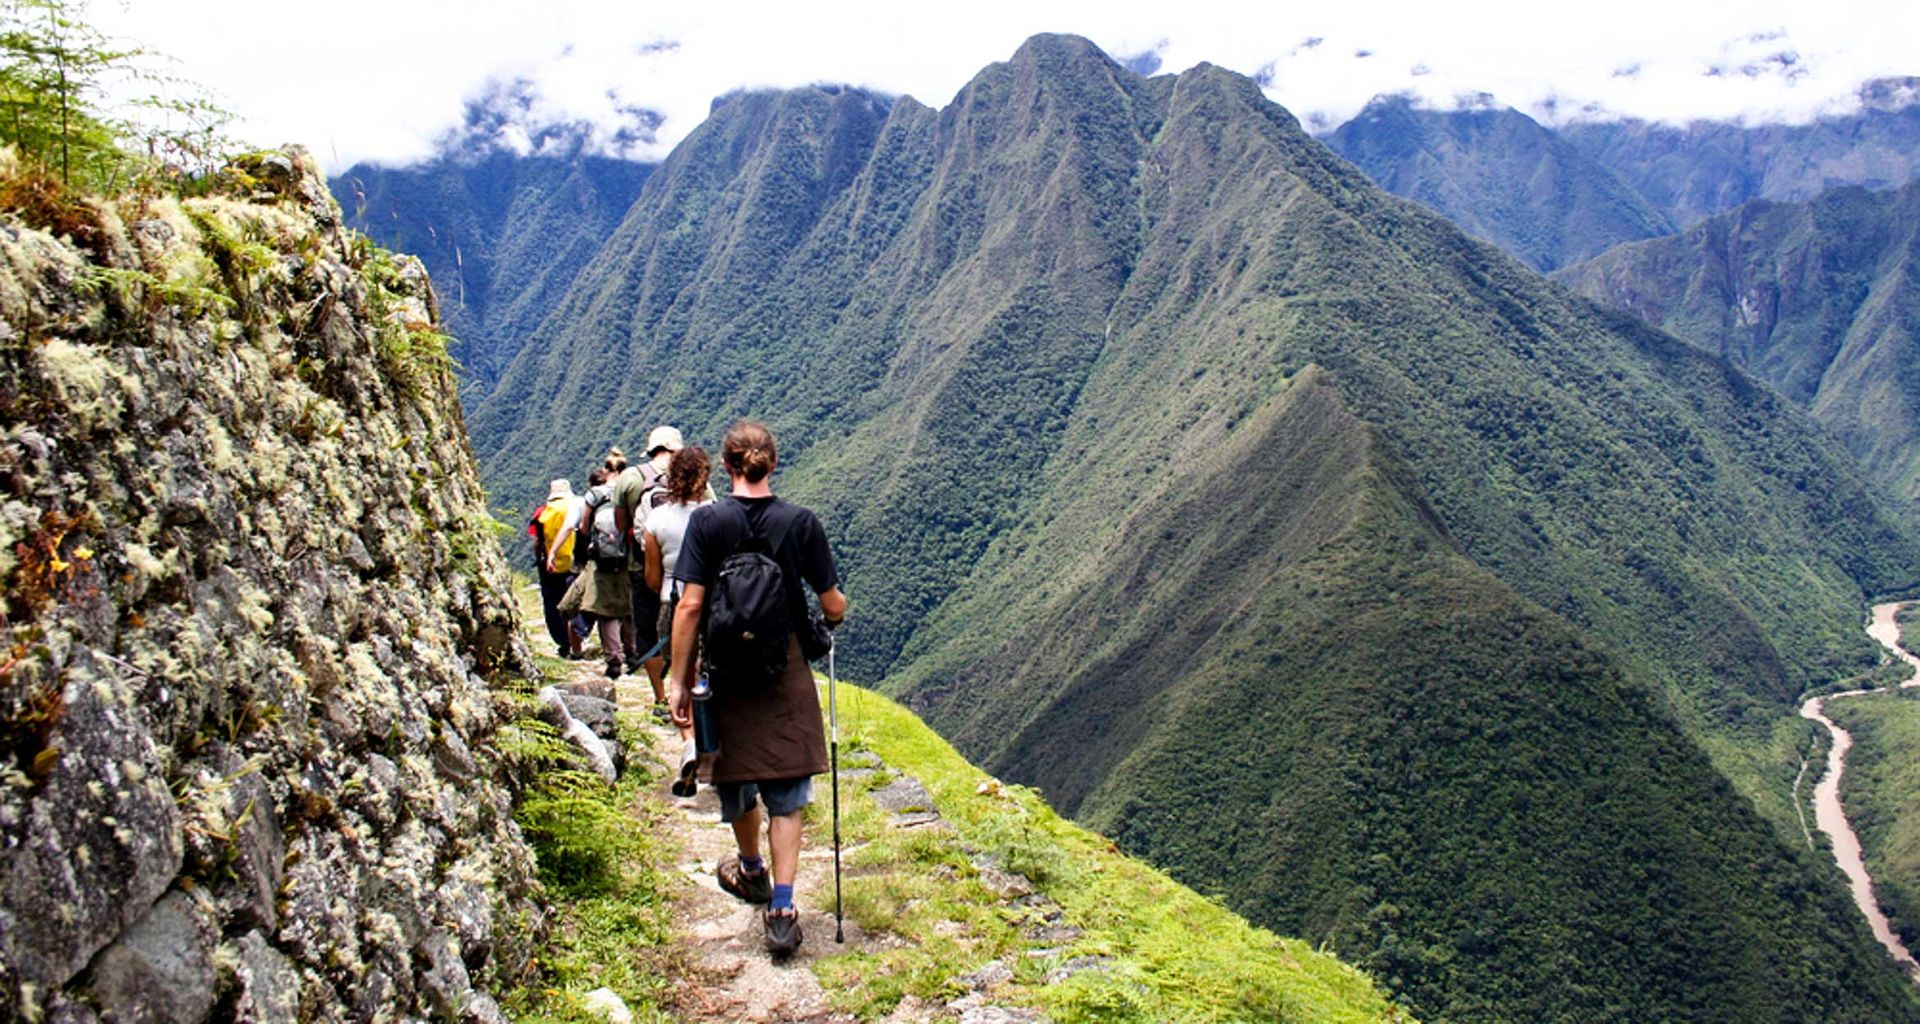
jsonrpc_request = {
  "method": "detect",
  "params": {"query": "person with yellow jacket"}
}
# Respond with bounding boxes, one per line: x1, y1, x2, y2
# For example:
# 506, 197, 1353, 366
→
529, 478, 584, 659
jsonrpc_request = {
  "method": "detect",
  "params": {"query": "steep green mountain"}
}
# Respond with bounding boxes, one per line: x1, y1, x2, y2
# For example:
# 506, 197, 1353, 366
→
331, 150, 651, 394
1562, 78, 1920, 228
469, 35, 1920, 1021
1322, 95, 1674, 271
1557, 180, 1920, 504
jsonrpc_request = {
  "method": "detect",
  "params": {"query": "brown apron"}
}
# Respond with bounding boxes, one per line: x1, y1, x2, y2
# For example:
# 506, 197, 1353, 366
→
709, 635, 827, 784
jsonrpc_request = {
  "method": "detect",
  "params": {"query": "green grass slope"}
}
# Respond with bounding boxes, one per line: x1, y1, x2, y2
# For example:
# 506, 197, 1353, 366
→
1324, 96, 1674, 271
1557, 179, 1920, 504
826, 683, 1411, 1023
465, 35, 1920, 1021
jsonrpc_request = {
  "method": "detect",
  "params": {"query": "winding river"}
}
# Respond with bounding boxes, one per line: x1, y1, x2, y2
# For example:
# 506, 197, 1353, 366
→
1798, 602, 1920, 976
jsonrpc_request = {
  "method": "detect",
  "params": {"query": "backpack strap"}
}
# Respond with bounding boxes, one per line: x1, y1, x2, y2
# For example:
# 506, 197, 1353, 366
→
763, 503, 798, 557
719, 498, 799, 558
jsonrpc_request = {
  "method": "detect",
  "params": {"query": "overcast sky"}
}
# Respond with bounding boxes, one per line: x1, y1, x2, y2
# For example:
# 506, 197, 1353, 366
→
97, 0, 1920, 173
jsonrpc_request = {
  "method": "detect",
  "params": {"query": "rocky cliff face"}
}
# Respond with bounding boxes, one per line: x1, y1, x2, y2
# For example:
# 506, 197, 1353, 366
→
0, 148, 537, 1021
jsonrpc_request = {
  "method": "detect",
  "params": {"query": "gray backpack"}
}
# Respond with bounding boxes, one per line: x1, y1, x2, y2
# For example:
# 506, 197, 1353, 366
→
583, 486, 626, 569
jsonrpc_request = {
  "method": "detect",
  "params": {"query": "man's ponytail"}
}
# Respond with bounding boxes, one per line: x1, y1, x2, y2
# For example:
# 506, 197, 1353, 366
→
723, 420, 777, 483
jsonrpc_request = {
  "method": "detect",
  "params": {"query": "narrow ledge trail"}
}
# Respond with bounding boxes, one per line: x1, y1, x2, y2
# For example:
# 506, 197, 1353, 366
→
619, 670, 869, 1024
558, 653, 1051, 1024
1797, 602, 1920, 979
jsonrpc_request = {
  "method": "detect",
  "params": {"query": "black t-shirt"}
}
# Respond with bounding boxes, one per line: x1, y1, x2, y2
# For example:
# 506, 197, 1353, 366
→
673, 496, 839, 610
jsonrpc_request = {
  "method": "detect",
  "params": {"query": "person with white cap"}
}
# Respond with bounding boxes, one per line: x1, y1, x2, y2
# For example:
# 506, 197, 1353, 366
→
615, 425, 706, 699
528, 478, 583, 659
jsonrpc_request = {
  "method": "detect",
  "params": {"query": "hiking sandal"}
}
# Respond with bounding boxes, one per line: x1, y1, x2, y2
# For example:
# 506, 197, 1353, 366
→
670, 739, 699, 797
764, 906, 802, 957
717, 854, 771, 904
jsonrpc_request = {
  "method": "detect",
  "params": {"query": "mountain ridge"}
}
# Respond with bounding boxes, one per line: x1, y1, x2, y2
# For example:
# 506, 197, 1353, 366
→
331, 151, 652, 396
1558, 79, 1920, 227
1323, 94, 1675, 271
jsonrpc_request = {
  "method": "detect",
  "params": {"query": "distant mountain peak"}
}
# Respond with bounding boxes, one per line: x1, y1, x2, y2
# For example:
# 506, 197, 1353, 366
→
1359, 91, 1422, 113
1861, 76, 1920, 113
1009, 31, 1110, 65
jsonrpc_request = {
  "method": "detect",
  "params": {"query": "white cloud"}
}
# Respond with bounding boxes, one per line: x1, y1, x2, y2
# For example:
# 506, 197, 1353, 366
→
95, 0, 1920, 171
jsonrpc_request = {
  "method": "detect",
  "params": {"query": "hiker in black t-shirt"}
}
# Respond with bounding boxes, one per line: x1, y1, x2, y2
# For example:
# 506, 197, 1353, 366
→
669, 420, 846, 957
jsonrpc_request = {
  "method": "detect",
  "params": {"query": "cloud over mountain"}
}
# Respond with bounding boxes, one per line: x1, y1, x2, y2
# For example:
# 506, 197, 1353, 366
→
98, 0, 1919, 172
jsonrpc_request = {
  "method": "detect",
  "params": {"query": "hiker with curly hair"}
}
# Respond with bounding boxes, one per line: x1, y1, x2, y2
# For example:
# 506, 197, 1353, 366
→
643, 444, 713, 795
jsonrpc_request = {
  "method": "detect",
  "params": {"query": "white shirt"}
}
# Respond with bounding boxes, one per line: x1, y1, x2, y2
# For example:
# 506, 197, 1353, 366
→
645, 499, 708, 599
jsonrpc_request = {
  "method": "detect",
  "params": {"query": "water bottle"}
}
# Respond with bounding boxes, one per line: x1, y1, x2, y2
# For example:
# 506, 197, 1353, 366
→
692, 674, 717, 754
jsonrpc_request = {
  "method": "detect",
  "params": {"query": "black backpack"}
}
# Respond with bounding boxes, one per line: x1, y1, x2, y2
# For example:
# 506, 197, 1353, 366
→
703, 501, 798, 690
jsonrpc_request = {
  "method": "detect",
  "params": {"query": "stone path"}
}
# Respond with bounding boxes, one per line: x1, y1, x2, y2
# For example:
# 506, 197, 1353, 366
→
637, 703, 870, 1021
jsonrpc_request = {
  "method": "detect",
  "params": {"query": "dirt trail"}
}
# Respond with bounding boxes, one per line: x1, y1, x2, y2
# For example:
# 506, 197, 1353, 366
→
621, 677, 873, 1023
550, 654, 866, 1022
578, 660, 969, 1024
1798, 602, 1920, 978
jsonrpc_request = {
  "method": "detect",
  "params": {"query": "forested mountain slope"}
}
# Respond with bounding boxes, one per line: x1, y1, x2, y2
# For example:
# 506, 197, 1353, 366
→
1562, 78, 1920, 228
470, 35, 1920, 1022
1322, 95, 1674, 271
1557, 179, 1920, 505
331, 151, 651, 394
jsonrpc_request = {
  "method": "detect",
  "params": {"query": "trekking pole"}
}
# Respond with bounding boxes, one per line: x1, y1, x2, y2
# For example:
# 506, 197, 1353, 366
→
830, 635, 844, 944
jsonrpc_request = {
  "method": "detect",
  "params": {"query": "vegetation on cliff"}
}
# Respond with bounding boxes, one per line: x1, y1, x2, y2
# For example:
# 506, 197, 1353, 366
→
0, 135, 542, 1019
1557, 179, 1920, 505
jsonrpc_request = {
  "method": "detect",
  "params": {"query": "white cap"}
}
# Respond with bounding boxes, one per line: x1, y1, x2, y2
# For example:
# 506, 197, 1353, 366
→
547, 479, 574, 501
646, 425, 685, 455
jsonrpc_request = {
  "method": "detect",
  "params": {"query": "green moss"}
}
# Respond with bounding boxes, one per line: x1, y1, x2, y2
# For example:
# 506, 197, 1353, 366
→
358, 246, 457, 394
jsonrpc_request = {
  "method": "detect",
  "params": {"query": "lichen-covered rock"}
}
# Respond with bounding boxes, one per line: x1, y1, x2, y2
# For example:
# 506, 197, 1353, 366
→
0, 148, 539, 1020
84, 889, 218, 1023
0, 647, 182, 1004
219, 931, 302, 1024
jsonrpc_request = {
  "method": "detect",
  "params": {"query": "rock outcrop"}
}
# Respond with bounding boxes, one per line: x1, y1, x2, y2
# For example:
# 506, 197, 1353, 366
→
0, 147, 538, 1021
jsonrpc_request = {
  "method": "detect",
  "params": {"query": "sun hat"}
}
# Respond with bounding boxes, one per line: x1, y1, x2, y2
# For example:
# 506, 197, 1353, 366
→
646, 425, 685, 455
547, 479, 575, 501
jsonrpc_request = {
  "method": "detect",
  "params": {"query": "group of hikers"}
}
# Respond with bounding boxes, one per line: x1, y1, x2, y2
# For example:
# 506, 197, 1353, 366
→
526, 420, 847, 957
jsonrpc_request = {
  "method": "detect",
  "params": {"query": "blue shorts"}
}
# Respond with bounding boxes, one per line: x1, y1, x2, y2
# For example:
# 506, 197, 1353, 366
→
716, 776, 813, 823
